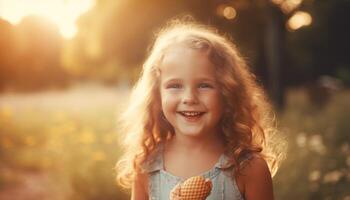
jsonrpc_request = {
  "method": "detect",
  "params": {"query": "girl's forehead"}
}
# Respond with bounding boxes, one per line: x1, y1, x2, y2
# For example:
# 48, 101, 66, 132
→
159, 46, 217, 81
161, 45, 210, 67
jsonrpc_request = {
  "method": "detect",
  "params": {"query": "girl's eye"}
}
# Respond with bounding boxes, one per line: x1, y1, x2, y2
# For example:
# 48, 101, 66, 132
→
198, 83, 213, 88
167, 83, 182, 89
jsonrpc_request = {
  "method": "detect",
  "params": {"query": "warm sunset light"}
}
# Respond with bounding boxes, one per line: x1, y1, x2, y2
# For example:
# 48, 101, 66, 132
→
0, 0, 95, 39
287, 11, 312, 31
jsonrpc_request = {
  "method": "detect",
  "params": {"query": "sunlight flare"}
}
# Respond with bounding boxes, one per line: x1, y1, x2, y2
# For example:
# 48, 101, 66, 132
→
0, 0, 95, 39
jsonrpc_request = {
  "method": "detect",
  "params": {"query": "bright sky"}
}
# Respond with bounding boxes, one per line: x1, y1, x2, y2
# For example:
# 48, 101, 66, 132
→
0, 0, 95, 39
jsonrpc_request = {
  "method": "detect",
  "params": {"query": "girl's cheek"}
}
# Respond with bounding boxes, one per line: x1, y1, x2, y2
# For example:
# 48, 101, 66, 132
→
162, 89, 179, 98
161, 92, 178, 105
164, 95, 178, 105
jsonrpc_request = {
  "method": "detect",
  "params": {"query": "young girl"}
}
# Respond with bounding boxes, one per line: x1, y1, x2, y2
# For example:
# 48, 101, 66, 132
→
116, 19, 284, 200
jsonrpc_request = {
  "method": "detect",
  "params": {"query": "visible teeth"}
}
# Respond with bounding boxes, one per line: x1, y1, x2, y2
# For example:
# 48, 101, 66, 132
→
181, 111, 202, 116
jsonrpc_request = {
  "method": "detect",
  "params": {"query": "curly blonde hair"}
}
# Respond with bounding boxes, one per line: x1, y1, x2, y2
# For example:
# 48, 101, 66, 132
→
116, 19, 286, 189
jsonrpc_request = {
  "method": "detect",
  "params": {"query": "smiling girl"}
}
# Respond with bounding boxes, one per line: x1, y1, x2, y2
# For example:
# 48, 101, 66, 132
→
116, 19, 285, 200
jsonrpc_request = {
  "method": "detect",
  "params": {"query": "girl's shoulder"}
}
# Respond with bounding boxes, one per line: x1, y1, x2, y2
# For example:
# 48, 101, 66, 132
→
140, 144, 164, 174
239, 154, 271, 178
236, 155, 273, 199
134, 145, 164, 199
133, 172, 149, 198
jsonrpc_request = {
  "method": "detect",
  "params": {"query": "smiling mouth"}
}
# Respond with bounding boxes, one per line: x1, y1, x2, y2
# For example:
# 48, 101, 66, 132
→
177, 111, 205, 119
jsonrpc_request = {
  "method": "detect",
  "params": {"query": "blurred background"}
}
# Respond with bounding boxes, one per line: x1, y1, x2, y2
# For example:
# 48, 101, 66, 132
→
0, 0, 349, 199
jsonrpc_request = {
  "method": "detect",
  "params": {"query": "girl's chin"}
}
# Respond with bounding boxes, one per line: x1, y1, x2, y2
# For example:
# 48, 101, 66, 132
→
176, 128, 204, 137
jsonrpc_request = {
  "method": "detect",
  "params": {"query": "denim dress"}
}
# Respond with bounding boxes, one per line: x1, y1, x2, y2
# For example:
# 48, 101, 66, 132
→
142, 145, 245, 200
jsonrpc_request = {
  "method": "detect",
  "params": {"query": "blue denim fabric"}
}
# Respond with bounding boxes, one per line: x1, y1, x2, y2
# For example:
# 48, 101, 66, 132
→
143, 145, 245, 200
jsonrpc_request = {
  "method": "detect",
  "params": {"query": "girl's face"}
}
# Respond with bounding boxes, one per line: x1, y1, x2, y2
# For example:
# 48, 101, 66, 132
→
160, 46, 223, 138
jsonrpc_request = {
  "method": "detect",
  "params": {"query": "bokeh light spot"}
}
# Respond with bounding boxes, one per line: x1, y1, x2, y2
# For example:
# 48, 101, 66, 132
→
287, 11, 312, 31
223, 6, 237, 20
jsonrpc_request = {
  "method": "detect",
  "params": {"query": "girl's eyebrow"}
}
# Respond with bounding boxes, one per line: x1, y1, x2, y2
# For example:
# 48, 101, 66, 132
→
162, 77, 216, 84
196, 77, 216, 82
162, 78, 182, 84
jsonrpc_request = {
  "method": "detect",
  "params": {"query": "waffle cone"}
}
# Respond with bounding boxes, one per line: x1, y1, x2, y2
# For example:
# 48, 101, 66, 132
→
170, 176, 212, 200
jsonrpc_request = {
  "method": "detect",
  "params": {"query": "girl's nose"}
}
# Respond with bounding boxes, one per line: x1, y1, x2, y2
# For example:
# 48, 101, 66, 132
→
182, 88, 199, 105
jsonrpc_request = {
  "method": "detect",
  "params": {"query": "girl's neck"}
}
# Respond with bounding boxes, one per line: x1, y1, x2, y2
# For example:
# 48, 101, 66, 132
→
166, 130, 225, 155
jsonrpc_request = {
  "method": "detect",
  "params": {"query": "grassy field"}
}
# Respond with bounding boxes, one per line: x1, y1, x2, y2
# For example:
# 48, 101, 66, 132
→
0, 84, 349, 200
